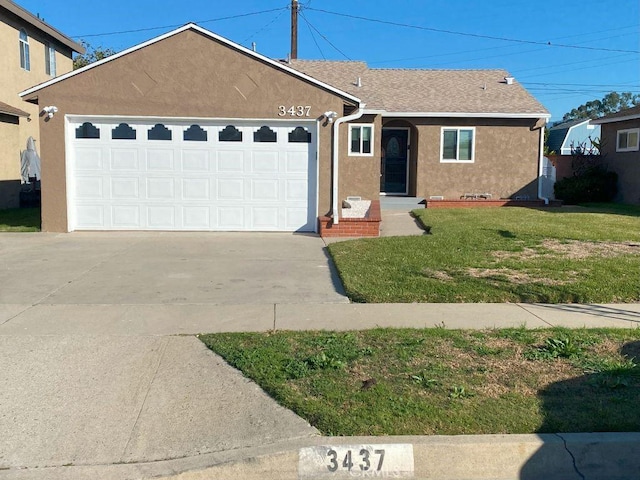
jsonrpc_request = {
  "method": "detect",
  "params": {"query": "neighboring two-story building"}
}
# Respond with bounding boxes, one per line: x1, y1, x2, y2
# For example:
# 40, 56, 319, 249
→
0, 0, 83, 208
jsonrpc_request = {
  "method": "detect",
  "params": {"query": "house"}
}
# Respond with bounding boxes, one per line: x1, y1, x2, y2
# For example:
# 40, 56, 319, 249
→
19, 23, 550, 234
547, 119, 600, 155
545, 118, 600, 181
591, 105, 640, 205
0, 0, 83, 208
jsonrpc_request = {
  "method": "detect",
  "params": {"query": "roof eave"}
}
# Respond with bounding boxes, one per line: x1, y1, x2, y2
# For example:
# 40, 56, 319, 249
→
374, 111, 551, 119
592, 114, 640, 125
19, 23, 361, 105
0, 0, 84, 53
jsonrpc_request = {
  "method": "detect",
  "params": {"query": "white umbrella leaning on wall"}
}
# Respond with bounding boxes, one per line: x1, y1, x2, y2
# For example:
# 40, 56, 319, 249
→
20, 136, 41, 184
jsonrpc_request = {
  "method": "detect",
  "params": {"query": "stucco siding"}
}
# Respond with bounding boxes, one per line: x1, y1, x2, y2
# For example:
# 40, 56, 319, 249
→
412, 118, 542, 200
0, 7, 74, 205
28, 30, 352, 231
338, 114, 381, 204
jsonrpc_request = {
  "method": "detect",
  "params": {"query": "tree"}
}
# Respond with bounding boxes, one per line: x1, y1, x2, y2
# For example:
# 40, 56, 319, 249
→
562, 91, 640, 122
73, 41, 116, 69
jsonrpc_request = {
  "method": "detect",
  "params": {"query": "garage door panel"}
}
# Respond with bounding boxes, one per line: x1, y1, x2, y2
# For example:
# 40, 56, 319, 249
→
286, 208, 310, 231
76, 177, 104, 198
217, 151, 244, 173
147, 178, 175, 200
69, 119, 316, 232
182, 179, 210, 200
252, 179, 279, 201
147, 206, 176, 228
112, 206, 140, 228
285, 179, 308, 201
76, 205, 105, 227
218, 207, 245, 229
182, 150, 210, 172
286, 151, 310, 173
111, 149, 139, 170
183, 207, 211, 229
75, 148, 103, 171
252, 151, 279, 173
218, 179, 244, 200
147, 149, 174, 171
251, 207, 279, 229
111, 178, 139, 199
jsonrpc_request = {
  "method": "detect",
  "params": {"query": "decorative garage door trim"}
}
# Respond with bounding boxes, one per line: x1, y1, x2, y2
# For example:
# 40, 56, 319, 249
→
65, 116, 318, 232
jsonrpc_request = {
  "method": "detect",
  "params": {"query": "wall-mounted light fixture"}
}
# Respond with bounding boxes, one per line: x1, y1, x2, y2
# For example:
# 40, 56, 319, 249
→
42, 106, 58, 118
324, 111, 338, 123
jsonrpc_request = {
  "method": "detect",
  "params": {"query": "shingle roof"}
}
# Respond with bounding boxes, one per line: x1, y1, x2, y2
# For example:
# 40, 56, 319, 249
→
592, 105, 640, 124
549, 118, 590, 130
0, 100, 29, 118
289, 60, 548, 116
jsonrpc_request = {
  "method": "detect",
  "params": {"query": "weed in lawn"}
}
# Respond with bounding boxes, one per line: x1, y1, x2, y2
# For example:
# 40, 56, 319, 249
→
411, 373, 438, 389
449, 385, 474, 399
474, 344, 505, 356
524, 335, 583, 360
200, 329, 640, 436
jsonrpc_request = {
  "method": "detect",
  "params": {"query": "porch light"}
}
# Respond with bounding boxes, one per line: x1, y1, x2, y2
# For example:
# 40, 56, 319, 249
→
42, 105, 58, 118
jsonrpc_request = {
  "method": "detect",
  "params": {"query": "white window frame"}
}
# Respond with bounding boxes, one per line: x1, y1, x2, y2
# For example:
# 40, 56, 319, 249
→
45, 42, 56, 76
348, 124, 375, 157
616, 128, 639, 153
440, 127, 476, 163
19, 29, 30, 71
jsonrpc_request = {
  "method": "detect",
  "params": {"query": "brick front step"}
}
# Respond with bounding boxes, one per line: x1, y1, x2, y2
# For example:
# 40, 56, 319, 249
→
426, 199, 563, 208
318, 200, 381, 237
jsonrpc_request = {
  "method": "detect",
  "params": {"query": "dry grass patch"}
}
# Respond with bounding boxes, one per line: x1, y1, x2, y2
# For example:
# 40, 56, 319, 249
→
494, 239, 640, 262
201, 328, 640, 435
465, 267, 577, 286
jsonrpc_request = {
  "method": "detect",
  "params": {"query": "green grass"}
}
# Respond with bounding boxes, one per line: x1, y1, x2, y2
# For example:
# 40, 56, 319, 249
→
200, 328, 640, 435
0, 207, 40, 232
328, 205, 640, 303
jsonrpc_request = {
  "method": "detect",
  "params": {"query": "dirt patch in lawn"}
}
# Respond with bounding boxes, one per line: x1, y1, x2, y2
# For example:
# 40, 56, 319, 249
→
422, 269, 454, 282
465, 267, 577, 286
494, 240, 640, 261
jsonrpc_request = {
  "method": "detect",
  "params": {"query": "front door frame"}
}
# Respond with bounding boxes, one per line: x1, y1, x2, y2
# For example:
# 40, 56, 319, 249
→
380, 126, 410, 196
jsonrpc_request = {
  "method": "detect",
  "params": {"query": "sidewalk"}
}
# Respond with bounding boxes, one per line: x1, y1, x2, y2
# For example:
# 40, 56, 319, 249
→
2, 302, 639, 479
2, 302, 639, 335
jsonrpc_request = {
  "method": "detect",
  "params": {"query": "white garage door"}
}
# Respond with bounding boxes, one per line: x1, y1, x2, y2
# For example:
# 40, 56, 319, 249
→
67, 118, 317, 232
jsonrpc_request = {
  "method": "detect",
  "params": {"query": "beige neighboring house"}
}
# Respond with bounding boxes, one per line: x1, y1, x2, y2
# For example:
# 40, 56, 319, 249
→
0, 0, 83, 208
19, 23, 550, 233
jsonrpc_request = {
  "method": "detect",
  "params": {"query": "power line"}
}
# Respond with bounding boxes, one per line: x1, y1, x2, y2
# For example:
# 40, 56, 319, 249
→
241, 9, 287, 45
299, 11, 326, 59
305, 7, 640, 55
71, 8, 288, 39
369, 25, 639, 66
299, 11, 351, 60
523, 82, 640, 88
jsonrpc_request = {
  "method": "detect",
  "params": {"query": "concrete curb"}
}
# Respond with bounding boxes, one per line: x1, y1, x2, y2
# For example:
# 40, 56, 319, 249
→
6, 433, 637, 480
160, 433, 640, 480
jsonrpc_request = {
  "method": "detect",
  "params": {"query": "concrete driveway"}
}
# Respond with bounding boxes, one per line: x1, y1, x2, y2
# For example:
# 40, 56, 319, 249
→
0, 232, 347, 306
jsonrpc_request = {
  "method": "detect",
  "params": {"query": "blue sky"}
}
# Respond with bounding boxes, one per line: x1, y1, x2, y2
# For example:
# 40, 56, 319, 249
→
20, 0, 640, 122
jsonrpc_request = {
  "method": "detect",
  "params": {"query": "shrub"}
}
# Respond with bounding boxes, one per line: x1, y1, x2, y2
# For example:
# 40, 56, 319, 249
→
554, 167, 617, 204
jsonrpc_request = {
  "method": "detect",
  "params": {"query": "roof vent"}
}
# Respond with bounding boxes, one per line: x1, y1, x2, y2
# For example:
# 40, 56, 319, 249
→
504, 76, 515, 85
355, 77, 362, 88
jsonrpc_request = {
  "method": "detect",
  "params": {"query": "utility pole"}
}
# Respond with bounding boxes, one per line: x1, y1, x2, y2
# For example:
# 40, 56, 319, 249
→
291, 0, 298, 60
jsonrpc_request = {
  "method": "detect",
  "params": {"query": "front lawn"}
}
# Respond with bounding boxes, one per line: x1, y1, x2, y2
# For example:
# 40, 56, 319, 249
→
200, 328, 640, 435
328, 205, 640, 303
0, 207, 40, 232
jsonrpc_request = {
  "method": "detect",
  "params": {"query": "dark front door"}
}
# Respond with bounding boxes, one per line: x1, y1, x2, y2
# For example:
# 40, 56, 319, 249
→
381, 129, 409, 194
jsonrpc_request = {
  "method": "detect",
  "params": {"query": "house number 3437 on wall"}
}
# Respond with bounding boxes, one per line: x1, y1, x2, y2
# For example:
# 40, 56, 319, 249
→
278, 105, 311, 117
